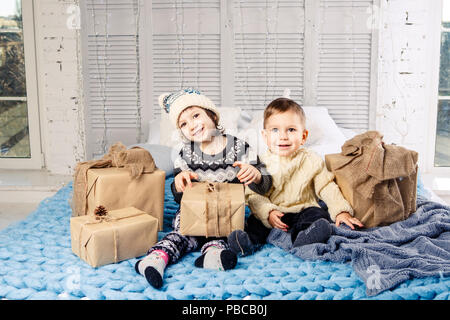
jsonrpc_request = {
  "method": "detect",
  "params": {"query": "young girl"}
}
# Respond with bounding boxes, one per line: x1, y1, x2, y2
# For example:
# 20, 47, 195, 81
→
135, 88, 272, 289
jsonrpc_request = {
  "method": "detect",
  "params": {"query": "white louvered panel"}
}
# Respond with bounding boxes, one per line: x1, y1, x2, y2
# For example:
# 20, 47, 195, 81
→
233, 1, 305, 111
236, 0, 306, 8
82, 0, 143, 158
152, 0, 220, 9
317, 33, 372, 130
234, 34, 304, 110
315, 0, 374, 131
320, 0, 373, 8
151, 1, 221, 117
151, 34, 221, 116
86, 36, 141, 129
86, 0, 138, 10
84, 0, 141, 131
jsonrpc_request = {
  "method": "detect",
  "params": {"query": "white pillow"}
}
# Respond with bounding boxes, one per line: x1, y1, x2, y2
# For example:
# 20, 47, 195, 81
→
235, 111, 266, 155
218, 106, 242, 135
337, 126, 358, 140
236, 107, 347, 158
148, 118, 161, 145
302, 106, 347, 150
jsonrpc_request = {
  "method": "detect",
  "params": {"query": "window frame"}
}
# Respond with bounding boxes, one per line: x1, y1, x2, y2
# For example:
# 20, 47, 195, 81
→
0, 0, 42, 169
426, 0, 450, 174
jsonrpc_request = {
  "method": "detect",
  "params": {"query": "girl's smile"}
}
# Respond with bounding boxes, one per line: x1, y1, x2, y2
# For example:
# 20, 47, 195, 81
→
178, 106, 216, 143
192, 125, 204, 137
178, 106, 226, 155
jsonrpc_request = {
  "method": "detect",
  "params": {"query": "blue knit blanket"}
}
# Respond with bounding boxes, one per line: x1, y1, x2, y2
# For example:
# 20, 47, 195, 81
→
0, 177, 449, 300
267, 196, 450, 296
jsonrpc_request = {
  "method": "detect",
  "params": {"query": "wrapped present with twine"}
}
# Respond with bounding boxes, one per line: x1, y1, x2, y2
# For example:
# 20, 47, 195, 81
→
179, 182, 245, 237
71, 142, 165, 230
325, 131, 418, 228
70, 206, 158, 268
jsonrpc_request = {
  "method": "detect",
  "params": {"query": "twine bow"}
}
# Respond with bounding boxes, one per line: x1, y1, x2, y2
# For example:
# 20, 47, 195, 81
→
207, 182, 215, 193
204, 183, 232, 238
72, 142, 157, 217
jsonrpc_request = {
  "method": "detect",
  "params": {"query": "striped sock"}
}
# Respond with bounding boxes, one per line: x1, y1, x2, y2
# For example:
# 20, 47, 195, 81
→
135, 250, 169, 289
194, 244, 237, 271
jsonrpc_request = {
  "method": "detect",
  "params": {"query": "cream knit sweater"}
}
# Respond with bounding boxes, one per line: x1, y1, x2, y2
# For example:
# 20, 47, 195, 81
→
246, 147, 353, 228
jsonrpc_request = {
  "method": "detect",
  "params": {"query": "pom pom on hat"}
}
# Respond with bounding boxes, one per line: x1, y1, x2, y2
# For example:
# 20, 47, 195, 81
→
158, 88, 219, 128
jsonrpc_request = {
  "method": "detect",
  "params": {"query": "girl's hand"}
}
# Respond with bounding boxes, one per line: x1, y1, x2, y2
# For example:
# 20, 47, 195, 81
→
268, 210, 288, 232
232, 161, 262, 185
335, 212, 364, 230
174, 171, 199, 193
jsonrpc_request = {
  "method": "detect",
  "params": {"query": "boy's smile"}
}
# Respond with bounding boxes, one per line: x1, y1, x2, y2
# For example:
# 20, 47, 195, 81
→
277, 143, 292, 150
262, 109, 308, 157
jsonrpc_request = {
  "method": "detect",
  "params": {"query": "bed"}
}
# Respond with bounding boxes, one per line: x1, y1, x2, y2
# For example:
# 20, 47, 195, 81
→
0, 107, 449, 300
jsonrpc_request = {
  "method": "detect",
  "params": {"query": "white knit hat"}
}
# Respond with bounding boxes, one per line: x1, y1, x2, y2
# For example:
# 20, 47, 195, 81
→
158, 88, 220, 128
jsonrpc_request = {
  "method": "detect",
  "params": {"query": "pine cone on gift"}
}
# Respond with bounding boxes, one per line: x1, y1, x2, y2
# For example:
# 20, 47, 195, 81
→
94, 205, 108, 219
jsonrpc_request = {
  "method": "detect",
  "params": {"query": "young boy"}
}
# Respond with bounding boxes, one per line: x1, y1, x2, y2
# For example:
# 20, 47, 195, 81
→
228, 97, 363, 256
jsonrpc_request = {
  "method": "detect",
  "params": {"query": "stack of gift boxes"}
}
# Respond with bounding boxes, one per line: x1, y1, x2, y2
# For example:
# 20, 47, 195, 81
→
70, 143, 166, 267
70, 142, 246, 268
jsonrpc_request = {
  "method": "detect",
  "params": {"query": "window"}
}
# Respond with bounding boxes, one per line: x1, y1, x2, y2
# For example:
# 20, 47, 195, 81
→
0, 0, 42, 169
435, 0, 450, 167
0, 0, 29, 158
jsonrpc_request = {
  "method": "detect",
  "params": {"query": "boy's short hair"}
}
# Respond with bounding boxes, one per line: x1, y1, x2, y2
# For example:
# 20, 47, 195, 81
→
263, 97, 306, 128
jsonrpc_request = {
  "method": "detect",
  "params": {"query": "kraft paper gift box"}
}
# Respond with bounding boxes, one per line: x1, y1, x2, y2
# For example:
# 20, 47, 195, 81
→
84, 167, 165, 231
179, 182, 245, 237
70, 207, 158, 268
72, 141, 164, 230
325, 130, 418, 228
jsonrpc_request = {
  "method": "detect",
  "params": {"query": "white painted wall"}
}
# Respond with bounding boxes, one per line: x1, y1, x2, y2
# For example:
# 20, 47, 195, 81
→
376, 0, 441, 171
34, 0, 441, 175
34, 0, 85, 175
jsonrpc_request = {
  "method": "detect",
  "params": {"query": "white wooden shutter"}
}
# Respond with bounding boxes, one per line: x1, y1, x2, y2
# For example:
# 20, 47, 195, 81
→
149, 0, 222, 118
233, 0, 305, 111
81, 0, 377, 158
314, 0, 376, 131
81, 0, 144, 158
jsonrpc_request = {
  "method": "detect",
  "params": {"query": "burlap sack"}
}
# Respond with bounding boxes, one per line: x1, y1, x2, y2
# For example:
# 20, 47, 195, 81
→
179, 182, 245, 237
325, 131, 418, 228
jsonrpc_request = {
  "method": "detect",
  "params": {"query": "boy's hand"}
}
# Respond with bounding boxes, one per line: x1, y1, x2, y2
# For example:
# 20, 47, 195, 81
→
174, 171, 199, 193
269, 210, 288, 232
335, 212, 364, 230
232, 161, 262, 185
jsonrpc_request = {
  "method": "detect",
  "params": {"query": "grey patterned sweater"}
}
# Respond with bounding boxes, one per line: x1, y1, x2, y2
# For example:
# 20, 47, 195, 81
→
171, 134, 272, 203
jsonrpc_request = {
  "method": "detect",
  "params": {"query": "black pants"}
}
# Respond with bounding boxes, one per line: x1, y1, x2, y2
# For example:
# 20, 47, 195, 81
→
245, 206, 332, 245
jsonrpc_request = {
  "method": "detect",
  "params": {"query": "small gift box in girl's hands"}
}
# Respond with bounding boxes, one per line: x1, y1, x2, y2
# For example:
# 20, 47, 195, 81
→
70, 206, 158, 268
179, 182, 245, 237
